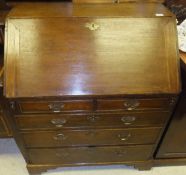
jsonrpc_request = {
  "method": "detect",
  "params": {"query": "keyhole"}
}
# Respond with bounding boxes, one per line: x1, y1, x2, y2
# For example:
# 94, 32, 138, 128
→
113, 0, 119, 3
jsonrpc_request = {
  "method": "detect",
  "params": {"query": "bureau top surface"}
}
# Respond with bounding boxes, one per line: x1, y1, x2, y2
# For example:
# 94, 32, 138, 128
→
4, 3, 180, 98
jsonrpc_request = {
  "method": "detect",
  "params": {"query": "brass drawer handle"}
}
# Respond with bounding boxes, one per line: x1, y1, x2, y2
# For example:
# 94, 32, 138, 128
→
55, 152, 69, 157
118, 133, 131, 141
86, 130, 97, 137
48, 103, 64, 113
123, 100, 140, 111
51, 118, 66, 128
169, 97, 177, 106
116, 150, 127, 157
87, 115, 100, 122
121, 116, 136, 125
85, 147, 95, 154
53, 133, 66, 141
10, 101, 15, 110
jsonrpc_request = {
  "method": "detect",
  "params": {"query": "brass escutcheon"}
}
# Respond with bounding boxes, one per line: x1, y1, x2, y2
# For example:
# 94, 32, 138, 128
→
85, 23, 100, 31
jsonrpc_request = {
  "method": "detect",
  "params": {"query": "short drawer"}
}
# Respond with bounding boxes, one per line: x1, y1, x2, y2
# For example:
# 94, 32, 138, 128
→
28, 145, 154, 164
22, 127, 161, 148
97, 98, 174, 111
15, 111, 169, 130
17, 100, 93, 114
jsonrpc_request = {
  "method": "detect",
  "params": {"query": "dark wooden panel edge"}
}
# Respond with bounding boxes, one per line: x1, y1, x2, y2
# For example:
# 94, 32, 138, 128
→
3, 99, 29, 160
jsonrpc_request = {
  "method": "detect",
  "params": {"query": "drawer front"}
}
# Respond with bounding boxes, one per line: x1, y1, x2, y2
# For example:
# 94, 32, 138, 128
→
97, 98, 173, 111
22, 128, 161, 148
28, 145, 154, 164
15, 112, 169, 130
17, 100, 93, 113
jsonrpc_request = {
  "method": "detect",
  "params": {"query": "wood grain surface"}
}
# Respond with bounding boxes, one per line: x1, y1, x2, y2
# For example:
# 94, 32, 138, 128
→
4, 3, 180, 97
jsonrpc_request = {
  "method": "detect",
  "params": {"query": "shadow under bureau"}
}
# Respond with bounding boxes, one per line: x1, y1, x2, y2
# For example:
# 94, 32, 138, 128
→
3, 2, 180, 175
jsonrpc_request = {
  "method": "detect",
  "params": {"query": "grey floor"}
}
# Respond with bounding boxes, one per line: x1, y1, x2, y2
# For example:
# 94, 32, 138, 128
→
0, 138, 186, 175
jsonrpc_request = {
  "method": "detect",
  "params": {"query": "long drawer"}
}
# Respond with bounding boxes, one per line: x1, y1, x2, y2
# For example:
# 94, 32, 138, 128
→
28, 145, 154, 164
15, 97, 175, 114
15, 111, 169, 130
22, 127, 161, 148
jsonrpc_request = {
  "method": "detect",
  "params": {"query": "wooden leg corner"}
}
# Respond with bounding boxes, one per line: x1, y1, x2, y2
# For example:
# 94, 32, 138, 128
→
134, 161, 153, 171
27, 165, 48, 175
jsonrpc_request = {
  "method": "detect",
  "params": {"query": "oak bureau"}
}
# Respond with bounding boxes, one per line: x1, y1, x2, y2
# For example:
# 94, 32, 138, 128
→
3, 1, 181, 174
